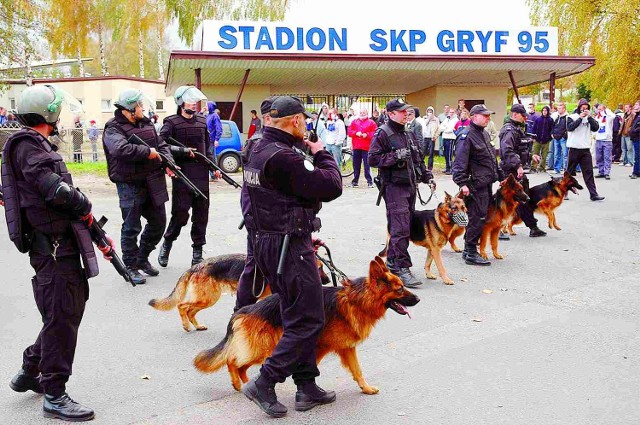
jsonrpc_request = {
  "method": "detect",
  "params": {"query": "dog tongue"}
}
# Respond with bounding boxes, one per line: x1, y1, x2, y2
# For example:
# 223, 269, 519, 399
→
398, 303, 411, 318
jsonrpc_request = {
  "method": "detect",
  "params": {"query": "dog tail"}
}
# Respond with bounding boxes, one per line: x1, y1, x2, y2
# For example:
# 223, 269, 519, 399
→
378, 232, 390, 257
194, 319, 235, 373
148, 270, 191, 311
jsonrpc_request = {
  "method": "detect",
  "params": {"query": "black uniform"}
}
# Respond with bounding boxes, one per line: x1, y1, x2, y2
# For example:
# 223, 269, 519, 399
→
102, 110, 171, 268
499, 119, 537, 228
369, 120, 433, 270
1, 128, 94, 397
242, 126, 342, 385
160, 114, 213, 248
452, 123, 504, 245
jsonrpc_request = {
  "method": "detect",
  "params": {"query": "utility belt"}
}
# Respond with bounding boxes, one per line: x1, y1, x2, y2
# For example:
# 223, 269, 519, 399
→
30, 230, 78, 258
252, 216, 321, 236
380, 167, 411, 185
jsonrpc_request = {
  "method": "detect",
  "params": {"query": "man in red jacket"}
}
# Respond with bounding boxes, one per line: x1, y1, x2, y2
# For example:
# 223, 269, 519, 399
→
347, 108, 378, 188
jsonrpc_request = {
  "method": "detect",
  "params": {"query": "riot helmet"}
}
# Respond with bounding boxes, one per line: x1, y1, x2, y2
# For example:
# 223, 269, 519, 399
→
15, 84, 82, 134
174, 86, 207, 115
114, 88, 154, 114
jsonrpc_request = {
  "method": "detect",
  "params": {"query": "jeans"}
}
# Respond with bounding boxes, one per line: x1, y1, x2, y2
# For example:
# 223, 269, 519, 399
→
438, 135, 444, 156
621, 136, 635, 166
633, 141, 640, 176
352, 149, 372, 185
546, 143, 554, 169
425, 138, 435, 170
553, 138, 568, 172
443, 138, 455, 172
595, 140, 612, 176
326, 144, 342, 167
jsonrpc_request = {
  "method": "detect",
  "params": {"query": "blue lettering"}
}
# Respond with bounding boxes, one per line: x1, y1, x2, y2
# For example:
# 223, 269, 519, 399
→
297, 27, 304, 50
390, 30, 408, 52
369, 29, 387, 52
238, 26, 254, 49
475, 31, 492, 53
255, 26, 274, 50
409, 30, 426, 51
306, 27, 326, 51
457, 30, 474, 52
276, 27, 294, 50
437, 30, 454, 52
495, 31, 508, 52
328, 28, 347, 51
218, 25, 237, 49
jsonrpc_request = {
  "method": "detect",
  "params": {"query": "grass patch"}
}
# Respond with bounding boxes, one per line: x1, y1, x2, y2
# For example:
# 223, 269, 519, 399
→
66, 161, 109, 177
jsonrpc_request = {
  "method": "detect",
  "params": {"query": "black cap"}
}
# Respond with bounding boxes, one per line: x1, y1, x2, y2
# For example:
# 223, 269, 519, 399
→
269, 96, 312, 118
510, 104, 527, 115
469, 104, 495, 116
260, 96, 279, 115
386, 98, 412, 112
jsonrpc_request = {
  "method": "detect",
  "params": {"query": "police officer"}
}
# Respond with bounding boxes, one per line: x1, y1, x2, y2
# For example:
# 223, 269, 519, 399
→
2, 85, 113, 421
369, 98, 434, 288
103, 89, 174, 285
157, 86, 216, 266
235, 96, 277, 311
240, 96, 342, 417
499, 104, 547, 237
452, 104, 504, 265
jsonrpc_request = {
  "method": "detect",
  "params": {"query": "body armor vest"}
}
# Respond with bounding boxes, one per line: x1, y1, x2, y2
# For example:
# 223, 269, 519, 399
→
378, 124, 414, 185
499, 122, 530, 171
1, 128, 75, 253
163, 114, 209, 187
242, 139, 320, 235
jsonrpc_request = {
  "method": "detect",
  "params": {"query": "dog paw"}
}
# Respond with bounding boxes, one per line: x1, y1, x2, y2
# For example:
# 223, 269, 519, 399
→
196, 325, 208, 331
509, 231, 517, 236
426, 272, 437, 280
442, 277, 454, 285
554, 226, 562, 230
451, 246, 462, 253
480, 252, 489, 260
494, 253, 504, 260
361, 386, 379, 395
183, 327, 191, 332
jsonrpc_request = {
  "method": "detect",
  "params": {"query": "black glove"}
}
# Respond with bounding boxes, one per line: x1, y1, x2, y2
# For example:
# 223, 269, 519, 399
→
395, 148, 411, 161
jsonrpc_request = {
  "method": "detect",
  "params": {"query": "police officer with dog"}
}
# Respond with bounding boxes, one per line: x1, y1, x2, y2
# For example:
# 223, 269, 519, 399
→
240, 96, 342, 418
157, 86, 214, 267
103, 89, 174, 285
369, 98, 434, 288
452, 104, 504, 266
2, 85, 114, 421
499, 104, 547, 238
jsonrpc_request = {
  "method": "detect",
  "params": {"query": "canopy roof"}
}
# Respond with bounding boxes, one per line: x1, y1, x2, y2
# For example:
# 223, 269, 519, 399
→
166, 51, 595, 95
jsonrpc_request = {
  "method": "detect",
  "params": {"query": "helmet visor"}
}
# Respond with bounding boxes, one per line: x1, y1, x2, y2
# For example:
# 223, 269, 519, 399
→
135, 94, 155, 115
180, 87, 207, 105
47, 85, 83, 118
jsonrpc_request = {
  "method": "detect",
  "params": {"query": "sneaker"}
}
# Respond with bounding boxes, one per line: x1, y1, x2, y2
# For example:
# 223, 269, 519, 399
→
368, 183, 375, 189
498, 232, 510, 241
392, 268, 423, 288
126, 267, 147, 285
242, 376, 287, 418
43, 393, 94, 422
631, 174, 638, 179
595, 174, 606, 178
591, 195, 605, 201
9, 369, 43, 394
295, 382, 336, 411
529, 227, 547, 237
605, 175, 610, 180
137, 260, 159, 276
350, 182, 359, 187
625, 164, 632, 167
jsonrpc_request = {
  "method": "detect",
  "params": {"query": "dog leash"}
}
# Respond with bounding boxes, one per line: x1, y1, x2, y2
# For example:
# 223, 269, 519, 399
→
313, 240, 347, 287
418, 181, 438, 206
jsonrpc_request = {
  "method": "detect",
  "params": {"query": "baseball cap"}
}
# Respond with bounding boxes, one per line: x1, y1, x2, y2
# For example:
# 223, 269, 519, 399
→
386, 98, 412, 112
260, 96, 279, 115
269, 96, 312, 118
510, 104, 527, 115
469, 104, 495, 116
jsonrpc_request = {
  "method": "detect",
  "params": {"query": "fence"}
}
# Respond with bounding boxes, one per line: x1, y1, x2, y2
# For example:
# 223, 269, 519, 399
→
0, 125, 106, 163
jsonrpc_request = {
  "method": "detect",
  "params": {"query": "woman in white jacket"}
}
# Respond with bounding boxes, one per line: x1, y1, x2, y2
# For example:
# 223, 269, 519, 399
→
423, 106, 440, 170
436, 110, 459, 174
325, 108, 346, 167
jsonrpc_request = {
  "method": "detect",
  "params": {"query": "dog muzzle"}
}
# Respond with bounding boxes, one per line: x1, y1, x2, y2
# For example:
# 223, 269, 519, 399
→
451, 211, 469, 227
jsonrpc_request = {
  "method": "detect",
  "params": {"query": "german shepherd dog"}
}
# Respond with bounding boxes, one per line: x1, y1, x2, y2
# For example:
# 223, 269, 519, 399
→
378, 192, 467, 285
149, 254, 330, 332
506, 171, 584, 234
448, 175, 529, 260
193, 256, 419, 395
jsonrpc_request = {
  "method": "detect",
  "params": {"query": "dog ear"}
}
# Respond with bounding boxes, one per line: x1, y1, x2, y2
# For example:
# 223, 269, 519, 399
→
374, 255, 387, 271
444, 191, 452, 202
563, 170, 570, 178
369, 259, 386, 282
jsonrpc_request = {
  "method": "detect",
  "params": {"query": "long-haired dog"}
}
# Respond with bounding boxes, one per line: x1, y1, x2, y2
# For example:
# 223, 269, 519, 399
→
448, 174, 529, 259
506, 171, 583, 234
379, 192, 468, 285
149, 254, 330, 332
193, 256, 419, 395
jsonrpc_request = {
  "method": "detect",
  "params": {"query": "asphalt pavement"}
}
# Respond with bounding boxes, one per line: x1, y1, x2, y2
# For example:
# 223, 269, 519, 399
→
1, 166, 638, 425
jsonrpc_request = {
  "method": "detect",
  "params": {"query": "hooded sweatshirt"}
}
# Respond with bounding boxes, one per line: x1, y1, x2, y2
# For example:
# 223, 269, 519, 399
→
566, 98, 599, 149
206, 101, 222, 142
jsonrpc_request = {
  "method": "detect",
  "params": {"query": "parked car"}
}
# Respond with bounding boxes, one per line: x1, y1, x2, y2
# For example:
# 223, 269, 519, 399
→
215, 119, 242, 173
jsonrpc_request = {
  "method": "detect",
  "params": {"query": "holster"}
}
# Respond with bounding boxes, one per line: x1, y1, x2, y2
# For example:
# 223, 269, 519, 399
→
71, 221, 99, 279
145, 170, 169, 207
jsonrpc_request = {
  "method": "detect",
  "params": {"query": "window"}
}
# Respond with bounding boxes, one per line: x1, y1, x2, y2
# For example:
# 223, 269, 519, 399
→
101, 99, 111, 112
155, 100, 165, 111
9, 98, 15, 109
222, 122, 232, 138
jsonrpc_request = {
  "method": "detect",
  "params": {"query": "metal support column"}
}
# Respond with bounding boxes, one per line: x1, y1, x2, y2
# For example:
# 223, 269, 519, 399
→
230, 69, 251, 121
508, 71, 521, 104
549, 72, 556, 106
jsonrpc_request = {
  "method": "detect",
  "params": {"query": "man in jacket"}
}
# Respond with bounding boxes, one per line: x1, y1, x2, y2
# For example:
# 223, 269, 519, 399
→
594, 103, 616, 179
369, 98, 434, 287
551, 102, 569, 174
437, 109, 459, 174
629, 102, 640, 179
452, 104, 504, 265
206, 101, 222, 180
406, 107, 425, 157
566, 98, 604, 201
103, 88, 174, 284
347, 108, 377, 187
620, 103, 635, 167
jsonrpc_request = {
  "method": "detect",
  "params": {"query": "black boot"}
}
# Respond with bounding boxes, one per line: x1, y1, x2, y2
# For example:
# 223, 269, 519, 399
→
393, 268, 422, 288
242, 374, 287, 418
157, 241, 172, 267
499, 231, 510, 240
295, 381, 336, 411
464, 244, 491, 266
9, 369, 42, 394
43, 393, 95, 422
137, 258, 159, 276
126, 267, 146, 285
529, 226, 547, 237
191, 245, 204, 266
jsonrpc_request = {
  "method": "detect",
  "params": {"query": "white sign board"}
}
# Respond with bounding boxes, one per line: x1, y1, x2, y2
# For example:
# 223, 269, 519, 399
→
200, 21, 558, 56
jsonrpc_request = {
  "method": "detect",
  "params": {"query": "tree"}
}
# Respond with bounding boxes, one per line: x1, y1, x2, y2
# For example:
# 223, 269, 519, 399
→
576, 83, 592, 102
0, 1, 41, 87
528, 0, 640, 105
